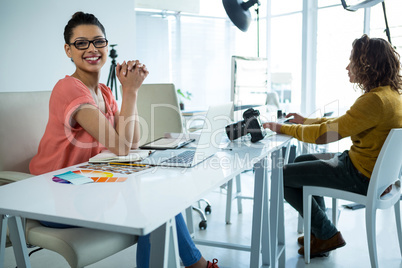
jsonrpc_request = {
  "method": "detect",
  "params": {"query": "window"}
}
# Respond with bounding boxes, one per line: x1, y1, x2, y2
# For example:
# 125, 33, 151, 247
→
135, 1, 268, 110
369, 0, 402, 50
316, 5, 364, 117
270, 13, 302, 113
135, 0, 400, 116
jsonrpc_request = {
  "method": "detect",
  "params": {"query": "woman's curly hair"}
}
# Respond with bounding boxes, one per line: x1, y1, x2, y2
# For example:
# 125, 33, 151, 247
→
351, 34, 402, 94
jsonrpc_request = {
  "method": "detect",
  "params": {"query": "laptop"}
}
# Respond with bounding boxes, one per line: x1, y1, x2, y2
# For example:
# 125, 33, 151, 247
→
140, 102, 233, 168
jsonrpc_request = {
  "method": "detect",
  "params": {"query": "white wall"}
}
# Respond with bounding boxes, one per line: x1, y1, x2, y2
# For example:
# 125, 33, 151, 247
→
0, 0, 136, 93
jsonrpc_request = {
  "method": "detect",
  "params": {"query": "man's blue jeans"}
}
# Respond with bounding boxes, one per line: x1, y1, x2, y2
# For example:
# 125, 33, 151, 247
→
283, 150, 370, 240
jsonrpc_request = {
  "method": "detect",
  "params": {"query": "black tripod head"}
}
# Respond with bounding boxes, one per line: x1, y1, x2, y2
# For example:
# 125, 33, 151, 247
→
109, 44, 118, 63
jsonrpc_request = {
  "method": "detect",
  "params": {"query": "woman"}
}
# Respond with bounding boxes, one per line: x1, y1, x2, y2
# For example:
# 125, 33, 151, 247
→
264, 34, 402, 257
30, 12, 219, 268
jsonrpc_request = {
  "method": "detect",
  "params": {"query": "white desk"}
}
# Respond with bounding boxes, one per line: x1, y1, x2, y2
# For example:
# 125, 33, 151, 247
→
0, 134, 291, 268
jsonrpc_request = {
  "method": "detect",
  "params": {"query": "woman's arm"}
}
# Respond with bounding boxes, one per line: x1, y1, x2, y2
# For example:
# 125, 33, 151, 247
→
131, 106, 140, 149
74, 61, 148, 155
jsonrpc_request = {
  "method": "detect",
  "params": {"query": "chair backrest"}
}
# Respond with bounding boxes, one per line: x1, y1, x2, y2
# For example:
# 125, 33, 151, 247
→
136, 84, 184, 146
0, 91, 51, 173
265, 92, 280, 111
367, 128, 402, 209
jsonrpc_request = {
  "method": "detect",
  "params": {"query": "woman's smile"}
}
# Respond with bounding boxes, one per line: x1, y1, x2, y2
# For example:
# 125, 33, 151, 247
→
84, 55, 102, 64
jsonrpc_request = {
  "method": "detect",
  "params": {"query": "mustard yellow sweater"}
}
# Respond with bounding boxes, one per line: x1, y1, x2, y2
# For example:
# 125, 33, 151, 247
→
280, 86, 402, 178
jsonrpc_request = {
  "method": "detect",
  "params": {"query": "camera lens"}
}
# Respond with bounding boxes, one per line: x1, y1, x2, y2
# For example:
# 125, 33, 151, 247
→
225, 120, 247, 141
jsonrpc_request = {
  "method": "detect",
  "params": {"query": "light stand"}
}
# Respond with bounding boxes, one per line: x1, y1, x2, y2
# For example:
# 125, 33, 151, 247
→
381, 2, 392, 44
223, 0, 261, 56
256, 5, 260, 57
341, 0, 393, 45
107, 44, 118, 100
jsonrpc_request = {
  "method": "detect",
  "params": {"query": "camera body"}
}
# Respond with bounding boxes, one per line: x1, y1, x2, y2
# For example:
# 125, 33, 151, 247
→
225, 108, 266, 143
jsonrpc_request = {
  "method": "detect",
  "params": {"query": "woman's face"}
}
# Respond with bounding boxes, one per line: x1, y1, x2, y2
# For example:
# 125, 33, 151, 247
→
64, 24, 108, 74
346, 50, 356, 83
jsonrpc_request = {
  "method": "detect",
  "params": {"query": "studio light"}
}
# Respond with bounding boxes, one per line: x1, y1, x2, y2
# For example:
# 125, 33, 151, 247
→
222, 0, 260, 32
340, 0, 384, 11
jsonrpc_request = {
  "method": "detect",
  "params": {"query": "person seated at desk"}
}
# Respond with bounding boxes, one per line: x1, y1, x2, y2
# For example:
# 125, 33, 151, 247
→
264, 34, 402, 258
29, 11, 219, 268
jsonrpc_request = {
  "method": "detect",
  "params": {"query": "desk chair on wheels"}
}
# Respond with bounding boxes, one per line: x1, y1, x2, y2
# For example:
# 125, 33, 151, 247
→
303, 128, 402, 267
0, 91, 137, 268
136, 83, 211, 229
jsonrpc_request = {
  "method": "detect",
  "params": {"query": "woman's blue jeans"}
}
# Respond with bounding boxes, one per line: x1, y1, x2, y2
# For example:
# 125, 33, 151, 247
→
136, 213, 201, 268
283, 150, 370, 240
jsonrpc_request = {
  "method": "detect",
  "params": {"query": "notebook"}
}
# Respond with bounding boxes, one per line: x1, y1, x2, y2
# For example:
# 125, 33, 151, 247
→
140, 102, 233, 168
140, 136, 195, 150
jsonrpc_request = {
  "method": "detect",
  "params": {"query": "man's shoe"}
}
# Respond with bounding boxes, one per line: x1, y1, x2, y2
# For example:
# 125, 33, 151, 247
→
297, 233, 316, 245
298, 231, 346, 257
207, 258, 219, 268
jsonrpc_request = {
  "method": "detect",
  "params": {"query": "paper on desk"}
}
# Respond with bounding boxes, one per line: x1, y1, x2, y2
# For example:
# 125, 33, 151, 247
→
54, 171, 93, 185
88, 149, 153, 163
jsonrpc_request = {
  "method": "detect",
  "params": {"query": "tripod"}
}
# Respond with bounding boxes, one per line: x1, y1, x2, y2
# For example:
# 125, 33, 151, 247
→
107, 44, 118, 100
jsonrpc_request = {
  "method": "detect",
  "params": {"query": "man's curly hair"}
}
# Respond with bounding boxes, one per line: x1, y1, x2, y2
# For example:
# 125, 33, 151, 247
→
351, 34, 402, 94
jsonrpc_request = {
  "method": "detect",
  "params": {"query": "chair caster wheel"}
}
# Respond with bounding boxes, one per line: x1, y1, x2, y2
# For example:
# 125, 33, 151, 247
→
205, 205, 212, 214
199, 220, 207, 230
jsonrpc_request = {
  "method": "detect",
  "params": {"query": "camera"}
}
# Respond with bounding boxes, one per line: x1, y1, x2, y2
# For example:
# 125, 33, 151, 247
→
225, 108, 266, 143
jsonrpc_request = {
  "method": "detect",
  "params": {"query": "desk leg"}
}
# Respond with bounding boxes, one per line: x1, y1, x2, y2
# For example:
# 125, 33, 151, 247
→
7, 215, 31, 268
149, 217, 180, 268
250, 158, 269, 268
225, 178, 233, 224
261, 157, 271, 267
235, 174, 243, 214
0, 214, 7, 267
270, 149, 286, 268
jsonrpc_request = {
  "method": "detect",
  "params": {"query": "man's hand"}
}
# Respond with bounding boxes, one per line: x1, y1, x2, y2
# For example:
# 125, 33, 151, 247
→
286, 113, 305, 124
262, 122, 282, 133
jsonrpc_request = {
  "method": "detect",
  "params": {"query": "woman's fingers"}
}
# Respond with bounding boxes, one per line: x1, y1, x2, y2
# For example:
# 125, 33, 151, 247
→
117, 60, 149, 91
140, 64, 148, 74
120, 61, 127, 76
127, 60, 139, 72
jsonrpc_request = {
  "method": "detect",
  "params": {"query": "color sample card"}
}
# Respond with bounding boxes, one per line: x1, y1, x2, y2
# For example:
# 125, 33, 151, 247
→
78, 163, 151, 175
73, 170, 128, 182
52, 163, 151, 185
54, 171, 94, 185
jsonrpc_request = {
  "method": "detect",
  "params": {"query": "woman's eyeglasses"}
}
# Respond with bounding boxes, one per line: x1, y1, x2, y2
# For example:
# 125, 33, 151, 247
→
69, 38, 108, 50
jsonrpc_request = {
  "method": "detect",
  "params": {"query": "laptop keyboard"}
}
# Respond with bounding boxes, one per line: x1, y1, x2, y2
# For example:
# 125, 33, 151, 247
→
163, 150, 195, 164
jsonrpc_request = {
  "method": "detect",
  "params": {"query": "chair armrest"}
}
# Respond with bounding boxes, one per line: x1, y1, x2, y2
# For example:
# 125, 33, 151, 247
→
0, 171, 32, 186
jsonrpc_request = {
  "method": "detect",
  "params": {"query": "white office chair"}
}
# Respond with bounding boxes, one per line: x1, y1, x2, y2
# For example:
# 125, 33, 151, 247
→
302, 128, 402, 267
136, 83, 210, 229
0, 91, 137, 268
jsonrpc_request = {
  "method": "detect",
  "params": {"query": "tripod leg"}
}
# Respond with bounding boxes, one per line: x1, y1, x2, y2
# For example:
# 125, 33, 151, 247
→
113, 67, 118, 99
107, 64, 114, 86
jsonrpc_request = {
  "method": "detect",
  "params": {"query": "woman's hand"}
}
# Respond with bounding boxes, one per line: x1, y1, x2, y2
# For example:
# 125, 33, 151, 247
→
263, 122, 282, 133
286, 113, 305, 124
116, 60, 149, 94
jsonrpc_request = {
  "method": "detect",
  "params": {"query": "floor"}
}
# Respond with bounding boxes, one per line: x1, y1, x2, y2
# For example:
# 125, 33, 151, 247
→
4, 170, 402, 268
